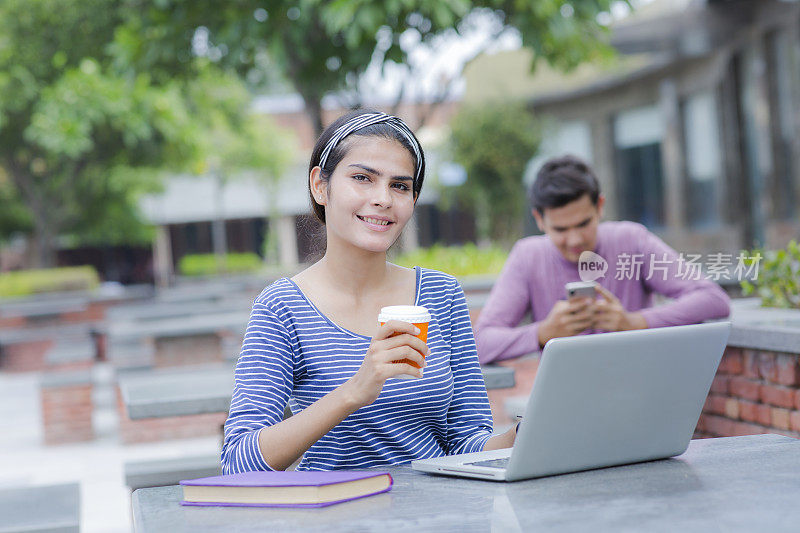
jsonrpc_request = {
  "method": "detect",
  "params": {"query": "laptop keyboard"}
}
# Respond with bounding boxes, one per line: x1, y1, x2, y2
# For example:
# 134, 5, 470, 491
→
466, 458, 510, 469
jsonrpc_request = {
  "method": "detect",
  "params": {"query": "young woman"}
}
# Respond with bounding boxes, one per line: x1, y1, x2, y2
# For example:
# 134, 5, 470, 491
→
222, 110, 517, 472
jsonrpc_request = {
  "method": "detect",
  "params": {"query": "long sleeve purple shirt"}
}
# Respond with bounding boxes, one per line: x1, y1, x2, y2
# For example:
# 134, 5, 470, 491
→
474, 221, 731, 364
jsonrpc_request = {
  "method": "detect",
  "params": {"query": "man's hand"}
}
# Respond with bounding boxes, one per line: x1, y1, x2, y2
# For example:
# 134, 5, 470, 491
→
593, 285, 647, 332
537, 297, 595, 347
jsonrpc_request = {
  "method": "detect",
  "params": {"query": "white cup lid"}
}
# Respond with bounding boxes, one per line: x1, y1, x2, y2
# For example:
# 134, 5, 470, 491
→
378, 305, 431, 324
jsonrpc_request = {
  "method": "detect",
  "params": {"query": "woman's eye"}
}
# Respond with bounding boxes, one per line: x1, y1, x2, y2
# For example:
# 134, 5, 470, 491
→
392, 182, 410, 191
352, 174, 369, 181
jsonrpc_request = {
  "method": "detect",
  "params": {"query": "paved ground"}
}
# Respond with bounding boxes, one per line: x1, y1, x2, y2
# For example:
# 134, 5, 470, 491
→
0, 364, 221, 533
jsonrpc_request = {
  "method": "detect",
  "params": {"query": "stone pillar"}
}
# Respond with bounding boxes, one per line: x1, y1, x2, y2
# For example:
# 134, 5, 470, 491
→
590, 117, 618, 220
152, 225, 173, 288
277, 215, 299, 268
659, 78, 686, 231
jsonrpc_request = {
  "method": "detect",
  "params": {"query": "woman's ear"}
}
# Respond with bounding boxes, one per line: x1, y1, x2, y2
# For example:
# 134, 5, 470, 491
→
309, 166, 328, 206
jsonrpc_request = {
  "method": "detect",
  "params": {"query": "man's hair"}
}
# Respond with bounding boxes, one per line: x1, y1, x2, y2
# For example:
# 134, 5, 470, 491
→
529, 155, 601, 214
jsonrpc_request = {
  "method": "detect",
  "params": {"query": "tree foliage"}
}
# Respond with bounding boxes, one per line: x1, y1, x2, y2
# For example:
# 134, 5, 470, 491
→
449, 102, 540, 245
0, 0, 288, 267
116, 0, 621, 134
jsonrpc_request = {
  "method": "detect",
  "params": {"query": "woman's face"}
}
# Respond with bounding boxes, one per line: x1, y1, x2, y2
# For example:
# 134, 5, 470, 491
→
312, 136, 417, 254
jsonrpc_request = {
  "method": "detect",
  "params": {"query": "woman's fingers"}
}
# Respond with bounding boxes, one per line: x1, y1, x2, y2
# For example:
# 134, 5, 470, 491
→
375, 320, 419, 340
390, 363, 423, 379
376, 333, 429, 357
379, 345, 426, 367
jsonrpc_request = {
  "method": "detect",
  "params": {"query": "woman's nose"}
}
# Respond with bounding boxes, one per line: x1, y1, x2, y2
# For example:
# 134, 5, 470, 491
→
371, 184, 392, 207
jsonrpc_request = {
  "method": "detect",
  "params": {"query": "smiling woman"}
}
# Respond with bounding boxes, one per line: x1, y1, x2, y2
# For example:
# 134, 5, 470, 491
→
221, 109, 518, 474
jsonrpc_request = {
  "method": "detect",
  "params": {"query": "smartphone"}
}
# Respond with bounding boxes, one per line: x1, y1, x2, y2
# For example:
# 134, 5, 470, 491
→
565, 280, 598, 300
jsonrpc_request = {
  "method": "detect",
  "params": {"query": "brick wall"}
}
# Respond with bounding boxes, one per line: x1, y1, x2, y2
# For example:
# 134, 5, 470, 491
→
40, 373, 94, 445
1, 339, 53, 372
696, 347, 800, 439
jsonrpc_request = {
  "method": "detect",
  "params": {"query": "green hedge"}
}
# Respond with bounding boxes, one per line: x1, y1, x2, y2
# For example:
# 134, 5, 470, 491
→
178, 253, 263, 277
740, 240, 800, 309
394, 244, 508, 278
0, 266, 100, 298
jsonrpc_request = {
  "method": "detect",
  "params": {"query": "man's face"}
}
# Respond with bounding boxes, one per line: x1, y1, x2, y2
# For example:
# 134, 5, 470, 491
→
533, 194, 604, 263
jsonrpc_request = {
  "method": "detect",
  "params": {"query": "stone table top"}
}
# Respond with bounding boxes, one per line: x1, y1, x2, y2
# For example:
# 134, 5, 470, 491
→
120, 364, 515, 420
132, 434, 800, 532
728, 298, 800, 353
0, 482, 80, 533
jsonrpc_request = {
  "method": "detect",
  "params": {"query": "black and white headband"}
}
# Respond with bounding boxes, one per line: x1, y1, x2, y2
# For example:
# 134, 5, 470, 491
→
318, 112, 423, 187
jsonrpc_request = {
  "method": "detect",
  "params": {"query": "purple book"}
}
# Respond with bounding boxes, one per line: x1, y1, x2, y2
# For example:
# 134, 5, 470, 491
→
180, 470, 393, 508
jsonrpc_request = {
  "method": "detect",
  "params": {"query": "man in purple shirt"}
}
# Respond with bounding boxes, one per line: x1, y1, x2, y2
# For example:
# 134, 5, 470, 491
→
475, 155, 730, 364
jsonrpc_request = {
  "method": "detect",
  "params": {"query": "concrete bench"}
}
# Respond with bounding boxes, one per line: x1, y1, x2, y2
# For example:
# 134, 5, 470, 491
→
0, 324, 98, 373
107, 311, 249, 368
45, 336, 97, 370
106, 297, 253, 324
124, 455, 222, 491
0, 482, 80, 533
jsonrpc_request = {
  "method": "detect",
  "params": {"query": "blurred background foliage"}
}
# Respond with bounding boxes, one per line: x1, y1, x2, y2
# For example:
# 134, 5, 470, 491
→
448, 101, 541, 245
109, 0, 620, 134
741, 241, 800, 310
177, 252, 263, 277
0, 0, 288, 268
395, 243, 507, 277
0, 265, 99, 298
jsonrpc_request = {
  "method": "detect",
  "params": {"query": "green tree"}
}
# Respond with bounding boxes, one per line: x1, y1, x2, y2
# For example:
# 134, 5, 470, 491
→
449, 102, 540, 245
115, 1, 621, 135
0, 0, 288, 267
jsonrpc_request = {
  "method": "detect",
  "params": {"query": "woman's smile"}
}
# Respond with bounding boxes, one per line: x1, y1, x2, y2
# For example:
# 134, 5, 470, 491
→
356, 215, 394, 231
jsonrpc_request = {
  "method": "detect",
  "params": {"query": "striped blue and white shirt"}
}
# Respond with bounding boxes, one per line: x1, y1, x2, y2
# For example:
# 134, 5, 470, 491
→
222, 267, 494, 472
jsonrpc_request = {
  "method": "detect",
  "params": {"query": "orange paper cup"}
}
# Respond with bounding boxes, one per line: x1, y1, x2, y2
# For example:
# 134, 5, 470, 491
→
378, 305, 431, 378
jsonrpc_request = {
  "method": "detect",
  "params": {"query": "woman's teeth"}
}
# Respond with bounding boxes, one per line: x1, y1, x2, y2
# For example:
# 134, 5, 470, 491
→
360, 216, 390, 225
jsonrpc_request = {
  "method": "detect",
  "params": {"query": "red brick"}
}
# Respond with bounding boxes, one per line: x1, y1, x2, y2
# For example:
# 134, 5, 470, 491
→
704, 394, 727, 416
760, 384, 796, 408
704, 414, 737, 437
709, 376, 730, 394
695, 414, 708, 433
790, 412, 800, 433
771, 408, 791, 430
729, 377, 761, 401
738, 401, 772, 426
731, 421, 769, 437
776, 354, 800, 386
719, 348, 743, 375
758, 352, 778, 382
742, 350, 760, 379
724, 398, 739, 419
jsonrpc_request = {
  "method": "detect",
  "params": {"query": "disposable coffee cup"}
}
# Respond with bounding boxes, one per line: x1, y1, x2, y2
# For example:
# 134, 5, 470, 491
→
378, 305, 430, 379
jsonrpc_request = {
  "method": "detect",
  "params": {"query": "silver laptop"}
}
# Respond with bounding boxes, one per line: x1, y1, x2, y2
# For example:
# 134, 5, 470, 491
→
412, 321, 731, 481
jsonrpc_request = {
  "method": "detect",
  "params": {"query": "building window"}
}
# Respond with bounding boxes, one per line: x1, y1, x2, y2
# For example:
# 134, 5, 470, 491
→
525, 120, 593, 185
683, 91, 723, 228
613, 105, 665, 228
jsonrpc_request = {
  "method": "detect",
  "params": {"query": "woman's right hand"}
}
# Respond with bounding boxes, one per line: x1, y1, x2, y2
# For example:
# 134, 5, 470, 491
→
342, 320, 429, 408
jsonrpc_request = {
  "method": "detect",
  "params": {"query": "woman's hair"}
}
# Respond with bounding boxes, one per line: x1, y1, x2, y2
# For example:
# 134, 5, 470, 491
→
307, 109, 426, 223
529, 154, 601, 214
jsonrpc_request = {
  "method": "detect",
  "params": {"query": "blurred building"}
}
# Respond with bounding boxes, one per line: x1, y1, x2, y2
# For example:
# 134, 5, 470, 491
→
465, 0, 800, 254
138, 98, 476, 285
